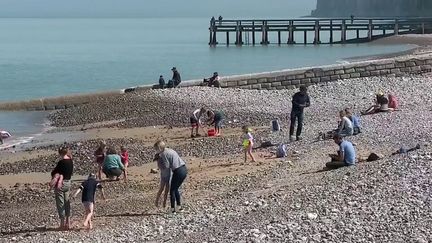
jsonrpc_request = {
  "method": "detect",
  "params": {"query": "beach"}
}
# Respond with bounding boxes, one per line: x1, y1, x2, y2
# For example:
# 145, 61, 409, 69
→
1, 41, 432, 242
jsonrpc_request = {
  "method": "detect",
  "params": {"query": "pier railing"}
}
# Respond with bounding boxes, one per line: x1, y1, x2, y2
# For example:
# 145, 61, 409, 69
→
208, 17, 432, 45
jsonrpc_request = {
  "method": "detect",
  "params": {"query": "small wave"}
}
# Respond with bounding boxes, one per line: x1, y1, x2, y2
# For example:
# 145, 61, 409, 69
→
0, 136, 34, 150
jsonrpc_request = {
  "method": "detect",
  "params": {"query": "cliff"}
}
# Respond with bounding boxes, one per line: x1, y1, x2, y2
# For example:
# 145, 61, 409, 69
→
312, 0, 432, 17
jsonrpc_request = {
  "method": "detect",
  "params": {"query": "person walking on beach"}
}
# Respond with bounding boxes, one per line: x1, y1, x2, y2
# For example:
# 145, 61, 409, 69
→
242, 126, 256, 163
51, 146, 74, 230
289, 85, 311, 141
326, 134, 356, 169
94, 141, 106, 179
170, 67, 181, 88
72, 173, 105, 230
154, 140, 187, 213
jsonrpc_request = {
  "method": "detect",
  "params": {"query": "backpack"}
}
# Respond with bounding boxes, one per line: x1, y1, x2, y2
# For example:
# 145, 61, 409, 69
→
271, 119, 281, 132
276, 143, 287, 158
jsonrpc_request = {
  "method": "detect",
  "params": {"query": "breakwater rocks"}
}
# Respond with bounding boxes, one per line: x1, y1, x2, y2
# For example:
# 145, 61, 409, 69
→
1, 54, 431, 111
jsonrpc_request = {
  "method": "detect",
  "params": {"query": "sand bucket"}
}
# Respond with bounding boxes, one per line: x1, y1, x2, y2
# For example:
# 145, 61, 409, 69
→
207, 128, 216, 137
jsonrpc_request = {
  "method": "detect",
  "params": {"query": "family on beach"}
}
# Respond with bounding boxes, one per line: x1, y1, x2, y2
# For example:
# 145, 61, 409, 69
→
49, 84, 400, 230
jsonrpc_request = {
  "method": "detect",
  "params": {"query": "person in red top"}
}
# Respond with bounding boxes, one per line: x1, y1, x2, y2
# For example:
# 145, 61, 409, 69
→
388, 94, 399, 111
94, 141, 106, 179
120, 145, 129, 181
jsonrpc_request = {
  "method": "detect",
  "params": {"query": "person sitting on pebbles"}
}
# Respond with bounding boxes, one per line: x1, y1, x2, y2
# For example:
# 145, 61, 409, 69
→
207, 110, 224, 136
345, 108, 361, 135
203, 72, 221, 87
102, 147, 125, 181
190, 107, 207, 138
361, 91, 389, 115
336, 110, 354, 137
326, 134, 356, 169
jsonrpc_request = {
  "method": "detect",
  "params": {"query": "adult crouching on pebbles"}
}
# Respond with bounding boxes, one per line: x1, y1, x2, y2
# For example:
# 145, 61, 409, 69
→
154, 140, 187, 213
289, 85, 311, 141
102, 147, 125, 181
51, 146, 74, 230
326, 134, 356, 169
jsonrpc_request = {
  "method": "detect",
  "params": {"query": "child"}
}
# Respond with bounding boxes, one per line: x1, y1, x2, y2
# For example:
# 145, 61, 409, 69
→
242, 126, 256, 163
120, 146, 129, 181
190, 108, 206, 138
72, 173, 105, 230
154, 153, 171, 208
207, 110, 224, 136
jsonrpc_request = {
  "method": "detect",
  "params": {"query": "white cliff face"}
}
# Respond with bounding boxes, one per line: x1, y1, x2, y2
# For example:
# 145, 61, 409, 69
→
312, 0, 432, 17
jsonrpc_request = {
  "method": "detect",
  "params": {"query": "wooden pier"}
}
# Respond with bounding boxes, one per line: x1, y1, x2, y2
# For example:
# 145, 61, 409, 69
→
208, 17, 432, 46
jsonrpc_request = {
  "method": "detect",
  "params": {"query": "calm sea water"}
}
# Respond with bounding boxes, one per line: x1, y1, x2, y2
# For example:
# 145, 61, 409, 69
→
0, 17, 412, 148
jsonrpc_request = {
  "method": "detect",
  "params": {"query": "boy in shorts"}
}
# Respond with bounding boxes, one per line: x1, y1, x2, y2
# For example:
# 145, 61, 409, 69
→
190, 108, 206, 138
207, 110, 224, 136
72, 173, 105, 230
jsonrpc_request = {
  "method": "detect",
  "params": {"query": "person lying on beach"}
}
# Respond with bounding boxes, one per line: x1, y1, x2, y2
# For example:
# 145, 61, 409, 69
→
203, 72, 221, 87
242, 126, 256, 163
190, 107, 207, 138
102, 147, 125, 181
361, 92, 389, 115
72, 173, 105, 230
345, 108, 361, 135
94, 141, 106, 179
207, 110, 224, 136
325, 134, 356, 169
120, 145, 129, 181
154, 153, 171, 208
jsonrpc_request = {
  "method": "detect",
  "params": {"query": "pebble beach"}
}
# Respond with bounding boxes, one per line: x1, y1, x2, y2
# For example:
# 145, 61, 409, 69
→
1, 52, 432, 242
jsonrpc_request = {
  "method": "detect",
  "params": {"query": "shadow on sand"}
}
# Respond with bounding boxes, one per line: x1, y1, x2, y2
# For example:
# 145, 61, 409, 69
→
1, 226, 80, 236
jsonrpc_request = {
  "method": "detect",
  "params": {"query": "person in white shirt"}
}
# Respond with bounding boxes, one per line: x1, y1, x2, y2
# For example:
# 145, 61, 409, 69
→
337, 110, 354, 137
190, 108, 207, 138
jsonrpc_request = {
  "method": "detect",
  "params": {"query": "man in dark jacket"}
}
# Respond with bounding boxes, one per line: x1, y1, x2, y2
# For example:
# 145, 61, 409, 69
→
171, 67, 181, 88
290, 85, 311, 141
159, 75, 165, 89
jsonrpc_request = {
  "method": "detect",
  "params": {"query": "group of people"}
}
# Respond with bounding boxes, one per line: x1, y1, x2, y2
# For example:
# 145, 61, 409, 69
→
288, 85, 399, 170
158, 67, 182, 89
189, 107, 224, 138
50, 139, 189, 230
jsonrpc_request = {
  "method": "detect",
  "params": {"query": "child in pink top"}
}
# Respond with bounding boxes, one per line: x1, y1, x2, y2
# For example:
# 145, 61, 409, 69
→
120, 146, 129, 181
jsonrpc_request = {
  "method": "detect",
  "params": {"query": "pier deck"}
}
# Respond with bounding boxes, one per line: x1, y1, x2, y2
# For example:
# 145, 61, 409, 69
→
208, 17, 432, 45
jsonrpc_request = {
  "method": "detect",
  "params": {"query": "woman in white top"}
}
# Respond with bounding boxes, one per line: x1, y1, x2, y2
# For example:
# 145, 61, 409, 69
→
337, 110, 354, 137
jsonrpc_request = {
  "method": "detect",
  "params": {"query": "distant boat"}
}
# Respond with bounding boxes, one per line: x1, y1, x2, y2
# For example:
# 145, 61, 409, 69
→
0, 130, 12, 139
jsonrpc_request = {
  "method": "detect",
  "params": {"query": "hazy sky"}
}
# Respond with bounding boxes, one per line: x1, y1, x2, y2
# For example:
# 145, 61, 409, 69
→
0, 0, 317, 18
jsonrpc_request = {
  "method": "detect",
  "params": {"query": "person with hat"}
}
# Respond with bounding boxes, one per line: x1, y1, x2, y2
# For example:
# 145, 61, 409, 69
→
72, 173, 105, 230
326, 134, 356, 169
361, 91, 389, 115
170, 67, 181, 88
203, 72, 221, 87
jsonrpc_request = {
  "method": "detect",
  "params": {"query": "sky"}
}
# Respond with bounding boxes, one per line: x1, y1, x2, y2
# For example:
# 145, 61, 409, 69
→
0, 0, 317, 18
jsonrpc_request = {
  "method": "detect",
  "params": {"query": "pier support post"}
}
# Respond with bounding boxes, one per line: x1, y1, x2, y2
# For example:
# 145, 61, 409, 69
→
341, 19, 346, 43
209, 28, 213, 45
261, 21, 269, 45
329, 20, 333, 44
212, 29, 217, 45
303, 30, 307, 44
422, 22, 425, 34
252, 21, 256, 45
368, 19, 373, 41
356, 29, 360, 39
383, 29, 386, 36
235, 21, 241, 45
226, 31, 229, 46
278, 31, 281, 45
288, 20, 295, 44
394, 19, 399, 35
313, 20, 321, 44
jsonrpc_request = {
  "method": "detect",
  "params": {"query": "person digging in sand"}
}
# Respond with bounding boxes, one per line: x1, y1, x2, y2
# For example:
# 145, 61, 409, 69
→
207, 110, 224, 136
190, 107, 207, 138
72, 173, 105, 230
242, 125, 256, 163
325, 134, 356, 169
154, 140, 187, 213
154, 153, 171, 208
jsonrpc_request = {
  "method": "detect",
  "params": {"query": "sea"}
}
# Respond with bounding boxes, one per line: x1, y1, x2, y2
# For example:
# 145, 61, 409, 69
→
0, 17, 414, 149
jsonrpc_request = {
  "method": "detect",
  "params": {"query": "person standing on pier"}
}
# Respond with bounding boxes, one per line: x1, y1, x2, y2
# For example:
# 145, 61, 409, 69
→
170, 67, 181, 88
289, 85, 311, 142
